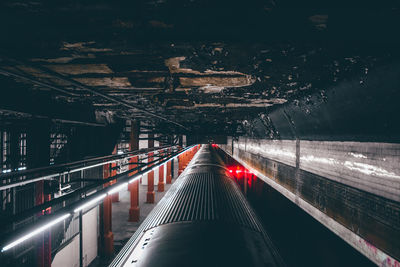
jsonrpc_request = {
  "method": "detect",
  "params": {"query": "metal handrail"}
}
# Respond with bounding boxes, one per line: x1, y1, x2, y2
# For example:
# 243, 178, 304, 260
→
0, 145, 178, 190
0, 145, 197, 252
0, 148, 179, 224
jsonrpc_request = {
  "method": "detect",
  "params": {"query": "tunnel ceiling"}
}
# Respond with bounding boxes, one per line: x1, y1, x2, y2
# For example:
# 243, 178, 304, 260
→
0, 0, 399, 136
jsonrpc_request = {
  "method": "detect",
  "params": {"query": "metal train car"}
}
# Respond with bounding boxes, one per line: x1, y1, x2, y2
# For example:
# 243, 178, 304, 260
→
110, 145, 284, 267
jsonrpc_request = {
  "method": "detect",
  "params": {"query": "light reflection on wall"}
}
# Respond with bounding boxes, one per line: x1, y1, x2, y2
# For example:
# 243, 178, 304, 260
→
344, 161, 400, 180
236, 138, 400, 200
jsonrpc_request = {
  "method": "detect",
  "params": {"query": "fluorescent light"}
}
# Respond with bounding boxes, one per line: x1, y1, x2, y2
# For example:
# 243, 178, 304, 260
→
2, 213, 71, 252
17, 167, 26, 171
107, 182, 127, 195
74, 194, 106, 213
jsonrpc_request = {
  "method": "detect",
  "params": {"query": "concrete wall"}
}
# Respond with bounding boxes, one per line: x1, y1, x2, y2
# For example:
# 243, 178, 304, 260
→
52, 235, 80, 267
52, 207, 99, 267
82, 207, 98, 267
221, 137, 400, 266
237, 138, 400, 201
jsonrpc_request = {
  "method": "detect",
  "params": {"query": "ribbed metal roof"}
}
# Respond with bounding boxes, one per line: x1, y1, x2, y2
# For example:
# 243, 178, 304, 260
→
143, 172, 262, 232
110, 146, 278, 267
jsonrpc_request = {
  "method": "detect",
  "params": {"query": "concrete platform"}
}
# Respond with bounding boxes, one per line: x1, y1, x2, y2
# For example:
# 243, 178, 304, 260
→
112, 182, 175, 252
89, 181, 176, 267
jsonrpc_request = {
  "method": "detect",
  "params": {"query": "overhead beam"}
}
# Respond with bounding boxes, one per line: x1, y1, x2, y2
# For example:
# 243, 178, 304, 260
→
44, 72, 188, 130
0, 67, 80, 97
0, 51, 190, 131
0, 108, 105, 127
1, 56, 189, 131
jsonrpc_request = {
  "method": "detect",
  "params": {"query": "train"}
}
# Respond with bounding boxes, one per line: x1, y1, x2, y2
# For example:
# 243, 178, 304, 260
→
109, 144, 284, 267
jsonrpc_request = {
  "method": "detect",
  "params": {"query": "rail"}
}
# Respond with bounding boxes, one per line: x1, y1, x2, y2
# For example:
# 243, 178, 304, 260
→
0, 145, 197, 254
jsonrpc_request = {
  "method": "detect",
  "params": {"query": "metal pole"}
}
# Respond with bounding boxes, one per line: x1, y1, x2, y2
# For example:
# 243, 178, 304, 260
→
79, 211, 83, 267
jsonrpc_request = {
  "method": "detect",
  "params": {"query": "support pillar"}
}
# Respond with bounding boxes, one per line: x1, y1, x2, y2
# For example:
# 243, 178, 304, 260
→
111, 146, 119, 202
128, 177, 140, 221
128, 120, 140, 222
35, 182, 52, 267
178, 155, 182, 175
146, 135, 155, 203
147, 168, 155, 203
178, 154, 184, 175
27, 121, 51, 267
182, 152, 187, 169
103, 195, 114, 256
43, 194, 51, 267
158, 161, 164, 192
34, 181, 44, 247
166, 160, 172, 184
102, 164, 114, 256
179, 135, 183, 147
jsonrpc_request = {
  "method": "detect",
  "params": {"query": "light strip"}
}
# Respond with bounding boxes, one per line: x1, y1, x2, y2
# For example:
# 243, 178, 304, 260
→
107, 182, 127, 195
2, 213, 71, 252
74, 194, 106, 213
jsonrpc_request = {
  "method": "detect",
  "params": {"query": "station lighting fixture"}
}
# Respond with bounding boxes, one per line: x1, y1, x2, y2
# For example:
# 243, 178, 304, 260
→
1, 213, 71, 252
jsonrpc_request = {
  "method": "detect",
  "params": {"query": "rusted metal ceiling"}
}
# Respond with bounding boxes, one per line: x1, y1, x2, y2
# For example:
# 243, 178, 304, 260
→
0, 0, 399, 135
